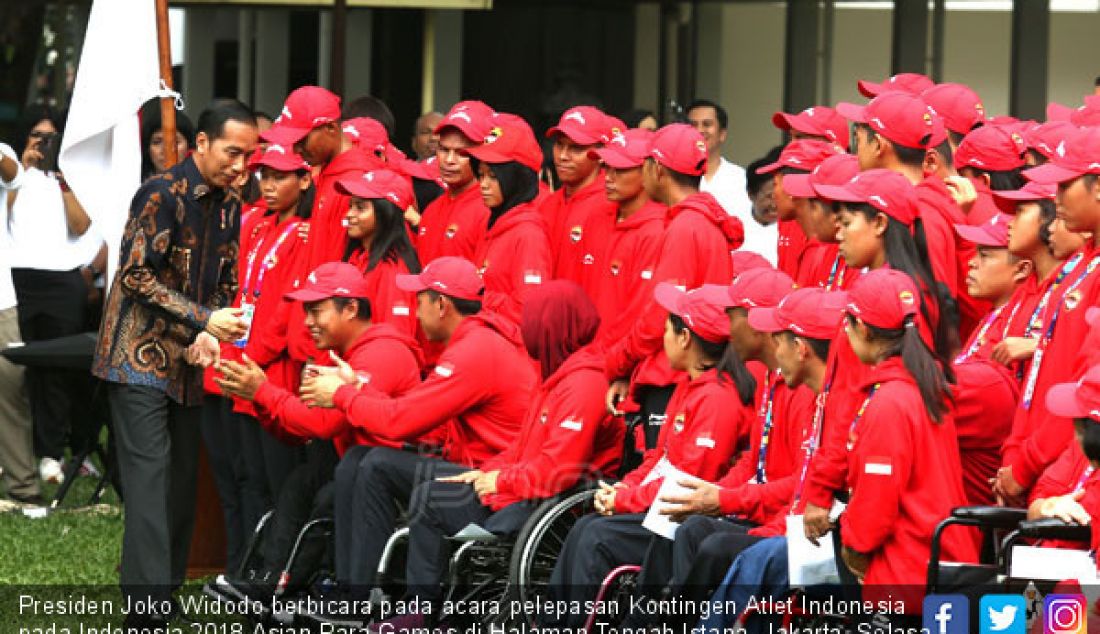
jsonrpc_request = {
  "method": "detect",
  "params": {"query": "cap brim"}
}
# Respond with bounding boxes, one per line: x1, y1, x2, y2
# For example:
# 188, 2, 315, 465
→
335, 177, 385, 199
954, 223, 1004, 247
394, 273, 428, 294
857, 80, 882, 99
1047, 102, 1074, 122
591, 147, 643, 169
1045, 381, 1087, 419
284, 288, 332, 302
1023, 162, 1086, 185
434, 121, 483, 142
546, 124, 602, 146
653, 282, 686, 316
835, 102, 870, 124
756, 160, 784, 174
261, 124, 310, 146
698, 284, 735, 308
813, 183, 862, 204
463, 146, 511, 166
993, 187, 1053, 202
747, 307, 786, 334
783, 173, 816, 198
772, 112, 795, 131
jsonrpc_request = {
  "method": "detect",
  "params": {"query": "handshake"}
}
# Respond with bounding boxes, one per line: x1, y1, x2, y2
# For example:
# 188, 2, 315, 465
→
185, 307, 248, 367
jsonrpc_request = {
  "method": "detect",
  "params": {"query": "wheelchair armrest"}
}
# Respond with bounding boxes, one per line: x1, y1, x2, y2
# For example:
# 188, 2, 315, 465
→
1017, 518, 1091, 542
950, 506, 1028, 529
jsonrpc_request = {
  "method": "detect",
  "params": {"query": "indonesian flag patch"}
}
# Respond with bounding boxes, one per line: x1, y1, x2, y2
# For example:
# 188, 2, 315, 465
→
560, 418, 583, 431
434, 363, 455, 378
864, 456, 893, 476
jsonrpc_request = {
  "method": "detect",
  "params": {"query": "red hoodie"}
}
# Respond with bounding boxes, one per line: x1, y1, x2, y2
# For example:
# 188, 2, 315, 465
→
347, 249, 419, 339
777, 219, 808, 281
416, 183, 489, 265
614, 369, 753, 514
252, 323, 423, 456
474, 201, 553, 325
477, 347, 622, 510
582, 201, 668, 348
539, 175, 618, 285
952, 358, 1018, 505
306, 148, 380, 271
715, 373, 816, 525
1003, 245, 1100, 490
794, 240, 841, 290
604, 192, 744, 391
332, 312, 537, 467
840, 357, 977, 612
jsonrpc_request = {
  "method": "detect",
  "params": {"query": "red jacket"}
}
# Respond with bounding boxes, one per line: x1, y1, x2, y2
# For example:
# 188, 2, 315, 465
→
474, 201, 553, 325
614, 369, 753, 514
539, 175, 617, 284
776, 219, 808, 281
416, 183, 489, 265
715, 373, 816, 525
604, 192, 744, 390
840, 358, 977, 612
955, 280, 1040, 378
794, 240, 840, 290
1003, 245, 1100, 490
332, 312, 537, 467
252, 323, 423, 456
478, 347, 622, 510
304, 148, 380, 272
583, 201, 668, 348
347, 249, 419, 339
952, 358, 1018, 505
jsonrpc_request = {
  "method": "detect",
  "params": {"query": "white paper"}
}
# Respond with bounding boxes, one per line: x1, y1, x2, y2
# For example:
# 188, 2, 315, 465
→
640, 456, 672, 486
786, 514, 840, 588
451, 523, 497, 542
642, 463, 705, 540
1010, 545, 1096, 581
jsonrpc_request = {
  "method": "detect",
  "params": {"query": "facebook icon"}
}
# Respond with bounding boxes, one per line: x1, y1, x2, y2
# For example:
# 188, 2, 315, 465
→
923, 595, 970, 634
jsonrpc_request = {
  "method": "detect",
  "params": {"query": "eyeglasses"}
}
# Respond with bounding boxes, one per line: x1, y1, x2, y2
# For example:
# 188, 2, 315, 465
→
29, 131, 55, 140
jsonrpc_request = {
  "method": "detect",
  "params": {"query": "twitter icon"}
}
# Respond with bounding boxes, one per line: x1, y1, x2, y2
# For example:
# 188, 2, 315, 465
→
981, 594, 1027, 634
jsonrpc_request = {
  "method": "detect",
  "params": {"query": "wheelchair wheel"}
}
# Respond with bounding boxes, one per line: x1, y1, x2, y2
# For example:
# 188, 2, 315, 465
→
509, 488, 598, 606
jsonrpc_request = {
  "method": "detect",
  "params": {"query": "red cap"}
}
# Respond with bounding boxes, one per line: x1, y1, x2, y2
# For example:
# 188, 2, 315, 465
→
954, 125, 1027, 172
1047, 102, 1074, 122
396, 155, 442, 184
846, 268, 920, 330
730, 251, 774, 276
649, 123, 708, 176
342, 117, 389, 155
748, 288, 849, 340
955, 212, 1012, 248
335, 169, 414, 211
700, 267, 796, 310
284, 262, 370, 302
589, 128, 653, 169
783, 154, 861, 199
1071, 96, 1100, 127
435, 100, 496, 142
464, 113, 543, 172
771, 106, 850, 150
1046, 365, 1100, 423
546, 106, 611, 146
248, 143, 310, 172
757, 139, 843, 174
654, 282, 730, 344
992, 180, 1057, 203
1025, 120, 1079, 160
602, 115, 628, 144
395, 256, 484, 301
837, 92, 946, 150
262, 86, 342, 146
814, 168, 920, 226
1023, 127, 1100, 185
857, 73, 934, 99
920, 83, 986, 135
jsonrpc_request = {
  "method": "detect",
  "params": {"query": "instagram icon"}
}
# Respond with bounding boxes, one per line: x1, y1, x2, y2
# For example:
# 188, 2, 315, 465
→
1044, 594, 1086, 634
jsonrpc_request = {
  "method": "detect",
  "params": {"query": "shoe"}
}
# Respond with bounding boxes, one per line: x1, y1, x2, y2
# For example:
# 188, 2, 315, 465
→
38, 457, 64, 485
221, 570, 277, 602
76, 457, 101, 478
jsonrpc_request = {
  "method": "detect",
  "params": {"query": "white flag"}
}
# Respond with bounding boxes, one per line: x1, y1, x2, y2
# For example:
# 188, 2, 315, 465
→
59, 0, 162, 285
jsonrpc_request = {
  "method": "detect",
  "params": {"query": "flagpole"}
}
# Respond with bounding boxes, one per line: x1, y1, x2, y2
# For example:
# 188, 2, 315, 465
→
155, 0, 178, 169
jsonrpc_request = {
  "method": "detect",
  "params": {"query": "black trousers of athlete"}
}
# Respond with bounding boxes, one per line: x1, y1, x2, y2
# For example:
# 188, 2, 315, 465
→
238, 412, 306, 519
333, 446, 466, 587
405, 480, 537, 604
201, 395, 249, 574
543, 513, 654, 629
12, 267, 88, 460
623, 515, 765, 629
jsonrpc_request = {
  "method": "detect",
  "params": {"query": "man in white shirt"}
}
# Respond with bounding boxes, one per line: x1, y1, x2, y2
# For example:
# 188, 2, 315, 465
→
0, 141, 41, 505
688, 99, 777, 265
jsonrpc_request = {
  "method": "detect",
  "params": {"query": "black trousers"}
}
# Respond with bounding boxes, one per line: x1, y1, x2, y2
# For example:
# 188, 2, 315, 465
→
333, 446, 466, 586
259, 441, 339, 576
107, 383, 201, 601
621, 385, 676, 475
200, 395, 249, 574
405, 480, 536, 603
238, 412, 306, 519
544, 513, 654, 629
12, 267, 88, 459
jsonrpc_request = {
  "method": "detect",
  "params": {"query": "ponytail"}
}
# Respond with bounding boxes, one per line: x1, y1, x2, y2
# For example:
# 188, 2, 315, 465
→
668, 313, 756, 405
860, 315, 952, 423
